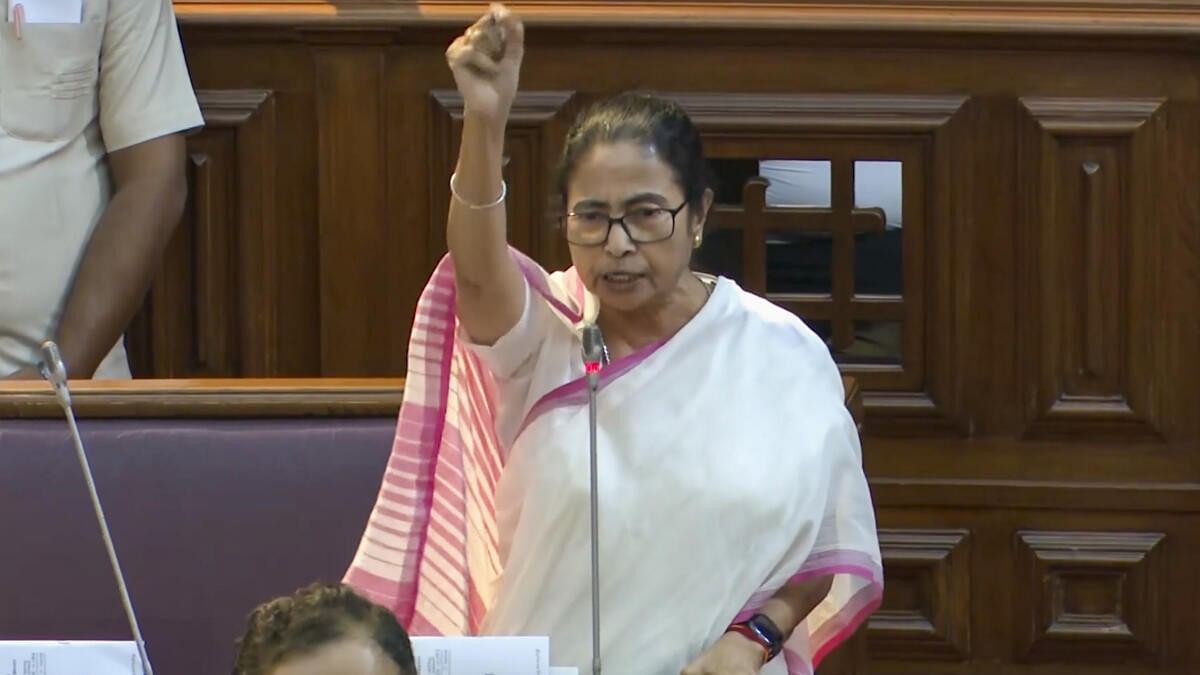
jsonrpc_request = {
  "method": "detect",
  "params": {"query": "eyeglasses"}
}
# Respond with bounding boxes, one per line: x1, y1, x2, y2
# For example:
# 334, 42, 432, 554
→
562, 201, 688, 246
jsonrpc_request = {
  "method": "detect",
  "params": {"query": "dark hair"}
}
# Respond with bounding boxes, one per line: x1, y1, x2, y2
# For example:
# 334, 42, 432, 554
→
233, 583, 416, 675
556, 92, 711, 214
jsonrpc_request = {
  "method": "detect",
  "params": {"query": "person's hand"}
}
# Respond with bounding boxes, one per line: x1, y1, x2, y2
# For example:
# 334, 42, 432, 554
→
446, 2, 524, 128
2, 366, 41, 381
681, 631, 766, 675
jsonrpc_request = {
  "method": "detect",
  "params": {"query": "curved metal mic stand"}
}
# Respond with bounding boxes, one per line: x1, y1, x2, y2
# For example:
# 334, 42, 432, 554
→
39, 342, 155, 675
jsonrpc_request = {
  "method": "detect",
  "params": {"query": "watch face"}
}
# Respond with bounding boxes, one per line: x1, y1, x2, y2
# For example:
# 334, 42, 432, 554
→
750, 615, 783, 643
747, 614, 784, 658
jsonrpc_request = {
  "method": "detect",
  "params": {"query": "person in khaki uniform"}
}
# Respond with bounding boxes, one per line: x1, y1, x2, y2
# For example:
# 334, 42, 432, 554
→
0, 0, 202, 379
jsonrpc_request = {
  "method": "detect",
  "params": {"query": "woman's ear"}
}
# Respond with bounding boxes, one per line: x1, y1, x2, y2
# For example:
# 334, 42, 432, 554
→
691, 187, 715, 237
690, 188, 715, 250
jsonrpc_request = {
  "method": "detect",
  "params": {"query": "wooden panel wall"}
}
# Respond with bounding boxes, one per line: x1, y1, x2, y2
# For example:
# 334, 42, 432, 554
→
131, 2, 1200, 673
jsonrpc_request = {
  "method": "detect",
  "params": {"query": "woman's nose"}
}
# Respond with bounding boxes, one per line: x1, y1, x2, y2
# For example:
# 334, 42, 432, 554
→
604, 222, 637, 256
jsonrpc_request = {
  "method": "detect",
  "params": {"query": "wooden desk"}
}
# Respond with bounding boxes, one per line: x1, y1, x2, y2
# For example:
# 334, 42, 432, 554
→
0, 378, 403, 418
0, 376, 861, 421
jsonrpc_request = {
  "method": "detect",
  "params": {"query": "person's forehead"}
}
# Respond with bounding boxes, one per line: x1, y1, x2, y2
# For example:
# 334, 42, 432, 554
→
269, 637, 402, 675
569, 142, 681, 203
575, 140, 665, 171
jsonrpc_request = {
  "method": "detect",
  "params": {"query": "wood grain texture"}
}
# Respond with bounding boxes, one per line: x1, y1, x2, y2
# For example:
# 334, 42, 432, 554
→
0, 374, 859, 419
0, 379, 404, 418
128, 89, 278, 377
870, 529, 971, 661
171, 1, 1200, 40
315, 48, 400, 375
1014, 531, 1166, 664
1017, 96, 1167, 441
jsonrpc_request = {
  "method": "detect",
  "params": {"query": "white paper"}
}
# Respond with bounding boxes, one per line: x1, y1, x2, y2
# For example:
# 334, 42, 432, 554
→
0, 641, 142, 675
7, 0, 83, 24
549, 669, 577, 675
410, 636, 550, 675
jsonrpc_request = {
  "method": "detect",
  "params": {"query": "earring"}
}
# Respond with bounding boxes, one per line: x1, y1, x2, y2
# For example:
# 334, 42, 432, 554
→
693, 234, 703, 249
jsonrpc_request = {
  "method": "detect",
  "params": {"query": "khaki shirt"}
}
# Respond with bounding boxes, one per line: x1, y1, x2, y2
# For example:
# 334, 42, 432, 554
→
0, 0, 202, 378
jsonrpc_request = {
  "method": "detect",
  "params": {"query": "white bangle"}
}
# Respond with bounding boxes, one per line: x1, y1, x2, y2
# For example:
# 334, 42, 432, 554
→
450, 172, 507, 210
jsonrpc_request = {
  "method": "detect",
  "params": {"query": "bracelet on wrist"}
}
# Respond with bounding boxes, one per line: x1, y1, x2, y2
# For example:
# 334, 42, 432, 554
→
449, 172, 507, 210
725, 623, 770, 664
726, 613, 784, 662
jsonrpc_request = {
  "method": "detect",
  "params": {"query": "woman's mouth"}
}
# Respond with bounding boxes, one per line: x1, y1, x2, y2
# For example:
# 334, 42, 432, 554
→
600, 272, 643, 288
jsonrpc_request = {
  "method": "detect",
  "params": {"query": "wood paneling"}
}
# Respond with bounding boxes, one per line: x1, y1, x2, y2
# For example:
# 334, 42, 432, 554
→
1014, 530, 1167, 664
128, 89, 277, 377
1017, 97, 1167, 441
106, 2, 1200, 673
870, 529, 971, 661
316, 48, 399, 375
168, 1, 1200, 38
0, 378, 404, 417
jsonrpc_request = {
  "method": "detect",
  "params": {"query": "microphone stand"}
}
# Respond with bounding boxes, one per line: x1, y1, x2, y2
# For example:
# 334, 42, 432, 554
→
581, 325, 604, 675
39, 342, 155, 675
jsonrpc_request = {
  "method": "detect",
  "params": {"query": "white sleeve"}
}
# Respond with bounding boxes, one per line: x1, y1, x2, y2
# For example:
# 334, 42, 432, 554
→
458, 279, 553, 381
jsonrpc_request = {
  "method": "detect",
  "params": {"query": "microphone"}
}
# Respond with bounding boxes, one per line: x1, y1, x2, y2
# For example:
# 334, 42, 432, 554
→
580, 324, 603, 675
38, 341, 155, 675
38, 341, 69, 400
582, 324, 604, 382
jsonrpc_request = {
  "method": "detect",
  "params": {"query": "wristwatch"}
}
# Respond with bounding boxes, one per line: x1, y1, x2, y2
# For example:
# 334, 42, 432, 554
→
726, 613, 784, 662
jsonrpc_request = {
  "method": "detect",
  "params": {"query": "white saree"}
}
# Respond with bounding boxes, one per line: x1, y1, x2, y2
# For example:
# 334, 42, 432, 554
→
344, 250, 882, 675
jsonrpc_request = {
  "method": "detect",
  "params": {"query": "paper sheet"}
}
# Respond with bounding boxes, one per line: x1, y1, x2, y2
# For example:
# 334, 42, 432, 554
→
0, 642, 141, 675
411, 636, 551, 675
7, 0, 83, 24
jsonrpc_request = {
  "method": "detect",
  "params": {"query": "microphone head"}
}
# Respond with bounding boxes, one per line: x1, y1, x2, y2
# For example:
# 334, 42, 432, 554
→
581, 324, 604, 366
39, 340, 68, 386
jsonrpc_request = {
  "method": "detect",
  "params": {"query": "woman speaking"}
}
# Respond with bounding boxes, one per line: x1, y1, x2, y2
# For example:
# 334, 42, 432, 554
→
344, 5, 883, 674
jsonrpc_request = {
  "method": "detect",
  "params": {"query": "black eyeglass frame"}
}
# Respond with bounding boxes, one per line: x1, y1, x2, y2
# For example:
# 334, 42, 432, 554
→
560, 200, 689, 246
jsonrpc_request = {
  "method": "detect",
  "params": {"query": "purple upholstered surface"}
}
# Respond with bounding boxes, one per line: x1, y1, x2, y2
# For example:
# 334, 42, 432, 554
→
0, 417, 396, 675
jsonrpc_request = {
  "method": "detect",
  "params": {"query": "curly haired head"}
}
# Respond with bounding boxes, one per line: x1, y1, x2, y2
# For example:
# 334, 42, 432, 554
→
233, 583, 415, 675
